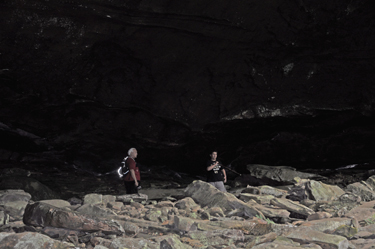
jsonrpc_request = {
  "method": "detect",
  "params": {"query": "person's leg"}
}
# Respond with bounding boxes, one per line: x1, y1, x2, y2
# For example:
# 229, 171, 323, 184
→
129, 181, 139, 194
124, 181, 136, 194
215, 181, 227, 192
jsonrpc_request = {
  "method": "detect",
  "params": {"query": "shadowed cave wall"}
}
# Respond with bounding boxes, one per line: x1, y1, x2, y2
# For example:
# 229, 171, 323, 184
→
1, 0, 375, 175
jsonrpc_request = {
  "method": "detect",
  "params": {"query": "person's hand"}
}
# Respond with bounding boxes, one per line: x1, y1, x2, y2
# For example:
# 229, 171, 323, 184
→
134, 181, 139, 187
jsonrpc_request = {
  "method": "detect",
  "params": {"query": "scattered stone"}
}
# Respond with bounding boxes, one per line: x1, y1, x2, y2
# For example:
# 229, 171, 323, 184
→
0, 167, 374, 249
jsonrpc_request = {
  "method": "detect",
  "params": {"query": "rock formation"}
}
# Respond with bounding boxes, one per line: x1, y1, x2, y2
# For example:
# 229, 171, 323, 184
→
0, 0, 375, 174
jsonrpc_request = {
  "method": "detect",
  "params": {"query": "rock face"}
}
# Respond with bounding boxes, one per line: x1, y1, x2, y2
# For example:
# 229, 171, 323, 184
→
1, 0, 375, 173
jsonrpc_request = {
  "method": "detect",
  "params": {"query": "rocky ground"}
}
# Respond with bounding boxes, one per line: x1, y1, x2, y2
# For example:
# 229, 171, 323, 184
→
1, 163, 375, 248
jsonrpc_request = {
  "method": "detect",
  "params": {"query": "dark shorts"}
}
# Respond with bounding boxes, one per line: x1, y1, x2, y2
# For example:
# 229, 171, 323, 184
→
124, 180, 140, 194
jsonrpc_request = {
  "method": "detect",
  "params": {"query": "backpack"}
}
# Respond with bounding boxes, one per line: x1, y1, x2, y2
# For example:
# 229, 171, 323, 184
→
117, 156, 129, 178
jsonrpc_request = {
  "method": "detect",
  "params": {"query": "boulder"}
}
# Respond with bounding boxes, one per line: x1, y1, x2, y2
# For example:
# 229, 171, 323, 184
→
159, 234, 193, 249
40, 199, 71, 208
0, 177, 59, 201
173, 215, 198, 232
299, 217, 359, 233
247, 200, 291, 219
41, 226, 85, 240
116, 193, 148, 204
102, 195, 116, 205
308, 212, 333, 221
76, 204, 117, 218
307, 180, 345, 202
258, 185, 288, 198
250, 236, 323, 249
184, 180, 264, 218
344, 200, 375, 225
175, 197, 199, 210
346, 181, 375, 202
0, 189, 32, 218
286, 227, 349, 249
0, 189, 31, 203
83, 193, 103, 205
239, 193, 275, 205
244, 232, 278, 248
0, 232, 74, 249
246, 165, 324, 185
349, 239, 375, 249
0, 210, 9, 225
92, 236, 159, 249
270, 198, 315, 217
365, 175, 375, 189
185, 229, 245, 247
23, 202, 124, 235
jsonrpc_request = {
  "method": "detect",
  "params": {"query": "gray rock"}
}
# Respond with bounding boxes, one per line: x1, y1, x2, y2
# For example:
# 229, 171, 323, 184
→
185, 180, 264, 218
246, 165, 324, 185
84, 193, 103, 205
76, 203, 117, 218
0, 210, 9, 225
299, 217, 359, 233
116, 193, 148, 204
186, 229, 245, 247
0, 232, 74, 249
308, 180, 345, 202
346, 181, 375, 202
40, 199, 71, 208
286, 227, 349, 249
0, 189, 31, 203
270, 198, 315, 217
23, 202, 124, 235
0, 177, 59, 201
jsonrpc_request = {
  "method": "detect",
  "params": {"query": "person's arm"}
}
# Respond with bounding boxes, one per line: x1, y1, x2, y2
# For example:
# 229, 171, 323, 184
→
207, 161, 218, 171
222, 169, 227, 183
130, 169, 138, 186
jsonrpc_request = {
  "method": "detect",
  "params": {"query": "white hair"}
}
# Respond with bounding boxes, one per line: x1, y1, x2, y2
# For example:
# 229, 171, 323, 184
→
128, 148, 136, 156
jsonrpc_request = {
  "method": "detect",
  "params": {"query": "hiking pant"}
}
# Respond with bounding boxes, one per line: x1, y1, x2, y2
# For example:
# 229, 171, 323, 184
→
208, 181, 227, 192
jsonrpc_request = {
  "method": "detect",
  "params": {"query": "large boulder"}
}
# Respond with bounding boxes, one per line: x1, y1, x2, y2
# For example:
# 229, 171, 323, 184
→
23, 202, 124, 235
0, 177, 59, 201
307, 180, 345, 202
246, 165, 324, 185
184, 180, 264, 218
0, 189, 32, 219
345, 182, 375, 202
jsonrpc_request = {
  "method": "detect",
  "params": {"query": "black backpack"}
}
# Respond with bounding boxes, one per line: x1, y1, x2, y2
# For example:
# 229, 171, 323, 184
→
117, 156, 129, 178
